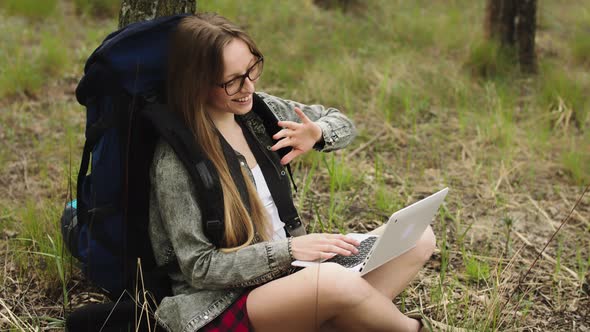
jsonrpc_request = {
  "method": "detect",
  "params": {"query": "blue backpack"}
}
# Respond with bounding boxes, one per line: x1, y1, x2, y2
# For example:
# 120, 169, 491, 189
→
63, 14, 188, 301
62, 14, 302, 309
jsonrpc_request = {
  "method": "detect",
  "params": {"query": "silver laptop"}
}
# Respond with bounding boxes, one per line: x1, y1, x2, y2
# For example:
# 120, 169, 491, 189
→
292, 188, 448, 275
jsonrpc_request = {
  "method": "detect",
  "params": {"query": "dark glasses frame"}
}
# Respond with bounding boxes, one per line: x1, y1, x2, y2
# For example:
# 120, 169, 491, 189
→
217, 57, 264, 96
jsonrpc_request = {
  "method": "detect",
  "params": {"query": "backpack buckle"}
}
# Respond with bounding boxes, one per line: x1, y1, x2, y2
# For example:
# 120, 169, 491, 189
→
284, 216, 306, 237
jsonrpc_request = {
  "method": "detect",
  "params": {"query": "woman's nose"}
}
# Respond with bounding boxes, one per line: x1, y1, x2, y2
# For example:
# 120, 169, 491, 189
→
242, 76, 255, 92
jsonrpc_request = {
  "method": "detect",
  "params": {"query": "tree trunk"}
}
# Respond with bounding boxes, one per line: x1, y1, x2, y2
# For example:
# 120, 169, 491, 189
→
484, 0, 537, 74
313, 0, 362, 13
118, 0, 196, 29
484, 0, 501, 40
499, 0, 517, 46
516, 0, 538, 74
485, 0, 516, 45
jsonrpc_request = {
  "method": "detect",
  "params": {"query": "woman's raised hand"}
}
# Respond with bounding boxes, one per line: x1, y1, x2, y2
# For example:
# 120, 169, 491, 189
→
291, 233, 361, 261
271, 107, 323, 165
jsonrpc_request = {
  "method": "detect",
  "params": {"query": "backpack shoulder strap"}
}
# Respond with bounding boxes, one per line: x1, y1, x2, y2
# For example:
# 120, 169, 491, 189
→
141, 104, 227, 246
244, 97, 306, 237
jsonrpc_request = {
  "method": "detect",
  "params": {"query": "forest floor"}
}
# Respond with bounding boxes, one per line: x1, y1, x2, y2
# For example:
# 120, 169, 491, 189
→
1, 0, 589, 331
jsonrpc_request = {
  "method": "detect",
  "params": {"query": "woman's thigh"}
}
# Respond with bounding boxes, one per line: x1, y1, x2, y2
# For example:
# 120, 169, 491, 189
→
247, 263, 371, 332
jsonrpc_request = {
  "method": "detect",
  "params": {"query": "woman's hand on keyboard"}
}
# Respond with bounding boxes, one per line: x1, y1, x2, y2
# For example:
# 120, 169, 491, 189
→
291, 233, 360, 261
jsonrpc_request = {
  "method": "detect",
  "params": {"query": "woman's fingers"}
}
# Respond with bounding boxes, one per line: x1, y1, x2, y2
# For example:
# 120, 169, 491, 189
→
319, 244, 349, 257
328, 234, 361, 246
271, 109, 322, 165
320, 243, 358, 256
272, 128, 294, 140
330, 238, 360, 255
279, 150, 301, 165
337, 240, 360, 255
320, 252, 338, 260
275, 120, 300, 134
293, 107, 312, 124
273, 123, 299, 138
271, 125, 299, 153
271, 137, 294, 152
316, 237, 360, 256
291, 233, 361, 261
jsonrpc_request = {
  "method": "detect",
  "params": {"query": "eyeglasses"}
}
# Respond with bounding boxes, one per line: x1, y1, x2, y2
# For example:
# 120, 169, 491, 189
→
217, 57, 264, 96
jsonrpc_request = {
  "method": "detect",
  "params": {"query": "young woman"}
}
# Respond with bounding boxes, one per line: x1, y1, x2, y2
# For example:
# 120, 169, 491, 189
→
149, 13, 438, 332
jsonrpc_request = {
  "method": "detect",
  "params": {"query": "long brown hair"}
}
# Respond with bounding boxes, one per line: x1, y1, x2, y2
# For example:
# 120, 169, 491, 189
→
167, 13, 270, 251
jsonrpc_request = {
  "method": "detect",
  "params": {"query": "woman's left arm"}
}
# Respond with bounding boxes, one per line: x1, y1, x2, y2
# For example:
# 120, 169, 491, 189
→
257, 92, 357, 164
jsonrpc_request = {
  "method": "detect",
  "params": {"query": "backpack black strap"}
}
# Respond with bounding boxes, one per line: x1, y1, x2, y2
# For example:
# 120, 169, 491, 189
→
237, 118, 305, 237
75, 59, 129, 239
251, 93, 290, 159
76, 95, 128, 254
143, 102, 305, 242
250, 94, 299, 193
141, 104, 231, 247
218, 135, 252, 213
76, 103, 113, 231
249, 94, 306, 236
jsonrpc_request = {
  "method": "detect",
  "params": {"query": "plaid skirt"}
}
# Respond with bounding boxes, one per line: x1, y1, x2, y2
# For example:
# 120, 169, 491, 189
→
200, 291, 250, 332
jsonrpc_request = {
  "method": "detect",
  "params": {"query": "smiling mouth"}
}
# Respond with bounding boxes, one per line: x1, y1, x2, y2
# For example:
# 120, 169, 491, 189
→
232, 95, 252, 103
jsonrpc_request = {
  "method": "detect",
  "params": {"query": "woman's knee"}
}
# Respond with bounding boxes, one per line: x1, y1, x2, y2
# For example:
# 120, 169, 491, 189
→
415, 226, 436, 264
315, 263, 372, 307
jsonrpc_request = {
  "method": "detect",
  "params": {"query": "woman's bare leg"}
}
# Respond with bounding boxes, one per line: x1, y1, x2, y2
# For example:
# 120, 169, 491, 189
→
363, 225, 436, 299
247, 263, 420, 332
319, 226, 436, 331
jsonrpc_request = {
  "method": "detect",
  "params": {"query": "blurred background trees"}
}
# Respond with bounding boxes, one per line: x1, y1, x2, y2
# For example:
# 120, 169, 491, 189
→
485, 0, 538, 74
118, 0, 195, 28
313, 0, 362, 12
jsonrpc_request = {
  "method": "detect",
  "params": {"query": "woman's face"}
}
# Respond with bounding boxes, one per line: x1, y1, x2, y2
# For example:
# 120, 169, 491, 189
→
207, 38, 259, 117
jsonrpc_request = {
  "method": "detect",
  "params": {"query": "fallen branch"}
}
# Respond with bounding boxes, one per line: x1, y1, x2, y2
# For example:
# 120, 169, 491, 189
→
346, 127, 388, 160
512, 230, 579, 284
499, 184, 589, 319
558, 191, 589, 228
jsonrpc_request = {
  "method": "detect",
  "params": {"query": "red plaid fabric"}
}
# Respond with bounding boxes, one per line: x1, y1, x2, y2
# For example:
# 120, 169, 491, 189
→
200, 291, 250, 332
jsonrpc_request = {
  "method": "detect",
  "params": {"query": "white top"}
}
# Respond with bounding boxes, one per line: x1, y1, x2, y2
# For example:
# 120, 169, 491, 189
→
251, 164, 287, 241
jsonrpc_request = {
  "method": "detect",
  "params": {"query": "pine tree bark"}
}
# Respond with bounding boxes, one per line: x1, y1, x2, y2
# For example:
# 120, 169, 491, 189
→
485, 0, 517, 45
516, 0, 538, 73
484, 0, 501, 40
499, 0, 517, 46
313, 0, 362, 13
484, 0, 537, 74
118, 0, 196, 29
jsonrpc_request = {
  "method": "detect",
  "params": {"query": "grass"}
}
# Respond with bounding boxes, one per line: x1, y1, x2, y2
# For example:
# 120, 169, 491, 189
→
539, 62, 590, 130
571, 28, 590, 66
464, 253, 491, 283
569, 8, 590, 66
39, 32, 71, 77
0, 0, 58, 19
72, 0, 120, 17
0, 55, 44, 98
561, 149, 590, 186
576, 244, 590, 282
464, 40, 519, 79
12, 200, 68, 287
0, 12, 73, 98
1, 0, 589, 330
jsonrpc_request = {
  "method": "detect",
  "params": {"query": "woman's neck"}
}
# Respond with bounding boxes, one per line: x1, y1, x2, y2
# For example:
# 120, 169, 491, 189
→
208, 110, 240, 137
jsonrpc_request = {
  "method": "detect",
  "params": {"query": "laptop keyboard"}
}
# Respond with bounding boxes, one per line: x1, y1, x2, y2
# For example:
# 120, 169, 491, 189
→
325, 236, 378, 268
